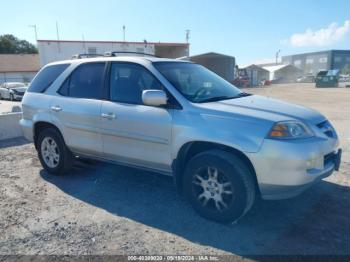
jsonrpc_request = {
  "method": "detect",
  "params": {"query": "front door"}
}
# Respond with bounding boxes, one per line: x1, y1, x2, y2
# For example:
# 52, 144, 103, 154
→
100, 62, 173, 173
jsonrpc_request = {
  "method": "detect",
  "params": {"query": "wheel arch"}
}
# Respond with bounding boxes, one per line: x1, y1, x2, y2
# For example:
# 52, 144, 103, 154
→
33, 121, 64, 150
172, 141, 260, 196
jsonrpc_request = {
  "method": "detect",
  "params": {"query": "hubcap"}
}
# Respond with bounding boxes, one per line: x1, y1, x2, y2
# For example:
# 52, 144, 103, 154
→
192, 166, 234, 212
41, 137, 60, 168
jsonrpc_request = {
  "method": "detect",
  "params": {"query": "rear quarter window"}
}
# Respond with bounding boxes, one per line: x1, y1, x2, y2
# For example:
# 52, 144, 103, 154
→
28, 63, 70, 93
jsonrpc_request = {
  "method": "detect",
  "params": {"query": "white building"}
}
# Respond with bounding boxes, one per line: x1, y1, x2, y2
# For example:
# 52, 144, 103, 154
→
37, 40, 189, 66
0, 54, 40, 84
263, 64, 303, 83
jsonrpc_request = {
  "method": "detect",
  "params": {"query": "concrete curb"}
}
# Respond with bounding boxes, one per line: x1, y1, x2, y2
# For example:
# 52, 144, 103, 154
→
0, 112, 23, 140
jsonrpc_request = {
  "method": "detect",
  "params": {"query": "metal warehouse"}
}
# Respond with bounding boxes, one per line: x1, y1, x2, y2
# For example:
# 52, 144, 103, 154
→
37, 40, 189, 66
282, 50, 350, 76
263, 64, 302, 83
185, 52, 236, 82
243, 64, 270, 86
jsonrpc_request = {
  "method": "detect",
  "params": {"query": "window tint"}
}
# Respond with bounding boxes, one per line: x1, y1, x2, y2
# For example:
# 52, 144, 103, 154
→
28, 64, 70, 93
110, 63, 162, 104
60, 63, 105, 99
58, 78, 69, 96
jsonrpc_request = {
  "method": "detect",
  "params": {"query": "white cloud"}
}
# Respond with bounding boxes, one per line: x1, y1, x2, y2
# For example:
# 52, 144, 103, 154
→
285, 20, 350, 47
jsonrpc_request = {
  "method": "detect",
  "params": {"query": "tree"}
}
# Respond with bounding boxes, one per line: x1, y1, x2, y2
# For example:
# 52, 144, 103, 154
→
0, 34, 38, 54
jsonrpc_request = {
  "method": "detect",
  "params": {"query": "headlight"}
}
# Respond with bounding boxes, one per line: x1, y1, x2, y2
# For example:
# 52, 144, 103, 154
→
268, 121, 314, 139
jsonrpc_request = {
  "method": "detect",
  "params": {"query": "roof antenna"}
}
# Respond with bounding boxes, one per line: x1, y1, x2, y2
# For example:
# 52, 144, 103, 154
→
123, 25, 126, 42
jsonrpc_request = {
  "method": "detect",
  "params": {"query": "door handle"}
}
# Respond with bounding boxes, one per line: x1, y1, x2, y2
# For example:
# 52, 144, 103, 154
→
101, 112, 116, 119
51, 106, 62, 112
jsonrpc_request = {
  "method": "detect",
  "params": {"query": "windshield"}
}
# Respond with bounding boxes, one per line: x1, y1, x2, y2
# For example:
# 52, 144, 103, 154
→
153, 62, 242, 103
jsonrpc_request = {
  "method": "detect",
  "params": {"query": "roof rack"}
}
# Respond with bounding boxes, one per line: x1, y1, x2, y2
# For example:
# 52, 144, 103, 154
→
104, 51, 158, 57
71, 53, 104, 59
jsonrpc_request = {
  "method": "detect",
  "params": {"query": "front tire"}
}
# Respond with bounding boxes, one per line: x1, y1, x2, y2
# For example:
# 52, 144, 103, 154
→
37, 128, 74, 175
183, 150, 256, 223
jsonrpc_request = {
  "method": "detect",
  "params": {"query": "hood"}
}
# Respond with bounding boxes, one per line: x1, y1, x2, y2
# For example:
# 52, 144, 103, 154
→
11, 87, 27, 92
195, 95, 325, 125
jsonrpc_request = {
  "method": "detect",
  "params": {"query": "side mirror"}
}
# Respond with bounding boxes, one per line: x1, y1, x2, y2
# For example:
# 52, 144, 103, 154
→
142, 90, 168, 107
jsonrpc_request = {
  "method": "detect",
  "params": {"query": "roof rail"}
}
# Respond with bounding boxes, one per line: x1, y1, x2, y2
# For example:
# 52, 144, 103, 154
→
104, 51, 158, 57
71, 53, 104, 59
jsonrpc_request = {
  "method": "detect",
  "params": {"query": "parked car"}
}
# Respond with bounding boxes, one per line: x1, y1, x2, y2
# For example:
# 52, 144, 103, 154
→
20, 55, 342, 223
296, 75, 315, 83
0, 82, 28, 101
339, 74, 349, 82
316, 70, 340, 88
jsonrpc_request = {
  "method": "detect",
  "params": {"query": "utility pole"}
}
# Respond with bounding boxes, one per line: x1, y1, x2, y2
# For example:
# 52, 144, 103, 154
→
28, 25, 38, 43
56, 21, 60, 41
82, 34, 86, 53
276, 49, 281, 65
186, 29, 190, 43
56, 22, 61, 53
123, 25, 126, 42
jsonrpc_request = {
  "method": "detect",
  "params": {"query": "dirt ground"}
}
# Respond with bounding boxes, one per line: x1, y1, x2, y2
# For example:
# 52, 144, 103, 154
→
0, 83, 349, 256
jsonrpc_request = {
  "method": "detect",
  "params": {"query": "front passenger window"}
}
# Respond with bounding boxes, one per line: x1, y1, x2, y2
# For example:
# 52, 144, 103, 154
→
109, 63, 162, 104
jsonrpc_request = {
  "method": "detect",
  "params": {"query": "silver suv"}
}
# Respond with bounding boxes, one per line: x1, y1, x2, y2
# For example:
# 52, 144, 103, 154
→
20, 55, 342, 223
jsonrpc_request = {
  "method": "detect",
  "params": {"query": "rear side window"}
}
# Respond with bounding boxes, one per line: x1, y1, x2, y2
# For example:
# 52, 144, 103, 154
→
28, 64, 70, 93
58, 63, 105, 99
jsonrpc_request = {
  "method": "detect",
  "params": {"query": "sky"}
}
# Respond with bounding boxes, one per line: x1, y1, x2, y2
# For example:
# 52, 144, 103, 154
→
1, 0, 350, 65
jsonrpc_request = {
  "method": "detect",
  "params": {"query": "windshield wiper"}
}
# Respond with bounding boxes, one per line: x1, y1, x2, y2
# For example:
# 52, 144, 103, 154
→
197, 96, 236, 103
197, 92, 252, 103
236, 92, 252, 97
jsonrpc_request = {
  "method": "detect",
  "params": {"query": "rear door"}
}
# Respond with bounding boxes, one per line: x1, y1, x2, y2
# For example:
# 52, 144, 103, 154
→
100, 62, 173, 172
50, 62, 106, 156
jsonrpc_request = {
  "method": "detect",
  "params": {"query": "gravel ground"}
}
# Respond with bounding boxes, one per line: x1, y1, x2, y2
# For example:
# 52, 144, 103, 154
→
0, 83, 350, 256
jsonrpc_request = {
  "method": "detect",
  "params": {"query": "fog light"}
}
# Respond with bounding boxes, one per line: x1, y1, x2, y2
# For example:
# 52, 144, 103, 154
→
306, 156, 324, 170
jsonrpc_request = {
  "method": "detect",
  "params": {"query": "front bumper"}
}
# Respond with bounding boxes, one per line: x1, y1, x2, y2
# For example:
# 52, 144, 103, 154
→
246, 136, 340, 200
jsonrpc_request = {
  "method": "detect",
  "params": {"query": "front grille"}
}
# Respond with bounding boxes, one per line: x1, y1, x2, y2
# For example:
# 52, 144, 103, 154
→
317, 120, 334, 138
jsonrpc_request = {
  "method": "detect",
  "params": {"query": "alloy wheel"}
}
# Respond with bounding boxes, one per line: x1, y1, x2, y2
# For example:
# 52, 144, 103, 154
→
41, 137, 60, 168
192, 166, 234, 212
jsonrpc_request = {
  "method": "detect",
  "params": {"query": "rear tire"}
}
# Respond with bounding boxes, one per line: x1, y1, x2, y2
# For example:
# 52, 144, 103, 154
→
37, 128, 74, 175
183, 150, 256, 223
